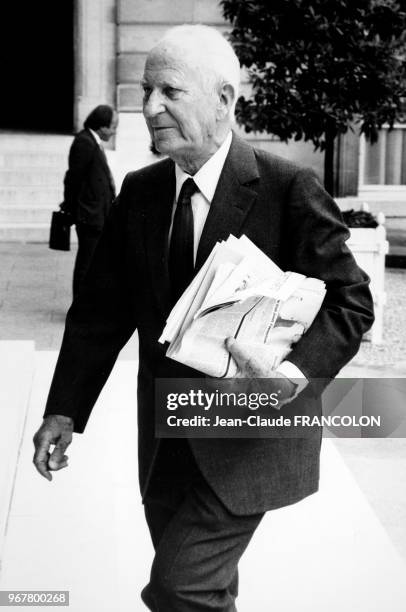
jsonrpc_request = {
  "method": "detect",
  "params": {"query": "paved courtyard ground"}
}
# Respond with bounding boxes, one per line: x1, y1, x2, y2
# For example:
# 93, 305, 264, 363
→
0, 242, 404, 369
1, 242, 405, 611
0, 242, 138, 358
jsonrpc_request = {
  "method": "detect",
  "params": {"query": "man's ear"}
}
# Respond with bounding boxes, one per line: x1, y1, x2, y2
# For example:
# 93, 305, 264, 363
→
96, 126, 106, 139
217, 83, 236, 119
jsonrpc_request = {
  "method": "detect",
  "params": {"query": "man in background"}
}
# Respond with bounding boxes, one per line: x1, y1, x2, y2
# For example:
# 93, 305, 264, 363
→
62, 104, 118, 297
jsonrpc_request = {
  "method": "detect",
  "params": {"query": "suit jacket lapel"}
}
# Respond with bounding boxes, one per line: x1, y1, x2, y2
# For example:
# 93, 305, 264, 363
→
144, 134, 260, 316
144, 158, 176, 315
98, 147, 112, 179
97, 145, 116, 193
195, 132, 260, 271
86, 129, 115, 191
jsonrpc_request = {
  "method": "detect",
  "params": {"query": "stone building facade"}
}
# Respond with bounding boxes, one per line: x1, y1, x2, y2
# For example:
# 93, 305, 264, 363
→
76, 0, 406, 211
0, 0, 404, 240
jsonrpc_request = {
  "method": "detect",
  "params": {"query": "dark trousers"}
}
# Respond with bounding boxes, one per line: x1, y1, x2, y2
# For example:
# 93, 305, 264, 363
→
141, 440, 264, 612
73, 223, 102, 298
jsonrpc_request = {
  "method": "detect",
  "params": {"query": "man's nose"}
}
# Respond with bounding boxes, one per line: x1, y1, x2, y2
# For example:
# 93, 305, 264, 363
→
143, 90, 165, 118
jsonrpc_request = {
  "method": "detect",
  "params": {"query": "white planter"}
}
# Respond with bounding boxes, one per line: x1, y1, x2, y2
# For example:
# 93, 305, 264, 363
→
346, 223, 389, 344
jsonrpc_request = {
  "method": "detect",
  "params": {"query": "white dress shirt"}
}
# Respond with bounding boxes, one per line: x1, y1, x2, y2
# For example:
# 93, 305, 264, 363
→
89, 128, 102, 146
172, 131, 307, 388
172, 131, 233, 261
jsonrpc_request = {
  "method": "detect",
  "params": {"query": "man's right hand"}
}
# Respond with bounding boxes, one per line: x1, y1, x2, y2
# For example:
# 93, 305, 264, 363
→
33, 415, 74, 481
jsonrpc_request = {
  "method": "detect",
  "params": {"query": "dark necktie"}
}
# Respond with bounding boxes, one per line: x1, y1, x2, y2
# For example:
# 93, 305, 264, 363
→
169, 177, 198, 304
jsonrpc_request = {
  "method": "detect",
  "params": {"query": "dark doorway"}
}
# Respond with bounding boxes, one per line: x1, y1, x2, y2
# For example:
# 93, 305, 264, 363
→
0, 0, 74, 133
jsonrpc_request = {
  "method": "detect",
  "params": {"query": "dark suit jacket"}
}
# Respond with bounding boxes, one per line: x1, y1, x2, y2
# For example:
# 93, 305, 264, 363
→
63, 129, 115, 229
45, 133, 374, 515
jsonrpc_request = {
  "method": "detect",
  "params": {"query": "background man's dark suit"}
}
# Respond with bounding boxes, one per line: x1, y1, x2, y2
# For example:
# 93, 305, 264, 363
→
45, 132, 374, 515
63, 128, 115, 296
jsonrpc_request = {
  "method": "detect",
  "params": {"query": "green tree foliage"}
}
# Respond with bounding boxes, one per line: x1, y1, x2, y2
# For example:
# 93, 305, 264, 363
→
221, 0, 406, 191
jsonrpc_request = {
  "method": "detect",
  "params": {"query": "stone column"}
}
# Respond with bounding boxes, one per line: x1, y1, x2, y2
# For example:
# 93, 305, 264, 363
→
74, 0, 117, 132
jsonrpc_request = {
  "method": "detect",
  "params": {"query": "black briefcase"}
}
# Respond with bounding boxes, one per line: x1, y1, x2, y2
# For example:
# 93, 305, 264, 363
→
49, 210, 71, 251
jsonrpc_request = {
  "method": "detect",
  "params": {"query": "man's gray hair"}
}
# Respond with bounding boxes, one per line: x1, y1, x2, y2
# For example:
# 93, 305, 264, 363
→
156, 24, 241, 113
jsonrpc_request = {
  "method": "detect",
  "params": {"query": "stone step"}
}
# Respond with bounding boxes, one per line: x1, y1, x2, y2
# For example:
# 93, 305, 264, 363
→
0, 223, 77, 243
0, 187, 63, 205
0, 134, 72, 242
0, 223, 51, 242
0, 152, 67, 168
0, 131, 72, 152
0, 169, 63, 187
0, 205, 56, 224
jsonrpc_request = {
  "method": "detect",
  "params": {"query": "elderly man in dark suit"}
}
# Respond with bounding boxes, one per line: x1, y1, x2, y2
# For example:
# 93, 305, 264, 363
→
63, 104, 118, 297
33, 25, 374, 611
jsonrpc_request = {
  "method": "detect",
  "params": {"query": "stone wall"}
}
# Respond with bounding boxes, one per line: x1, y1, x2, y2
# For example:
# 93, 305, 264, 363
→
74, 0, 116, 130
113, 0, 324, 187
116, 0, 227, 112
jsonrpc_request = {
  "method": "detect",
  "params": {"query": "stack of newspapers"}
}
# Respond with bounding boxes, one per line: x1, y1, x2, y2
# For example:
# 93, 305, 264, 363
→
159, 235, 326, 378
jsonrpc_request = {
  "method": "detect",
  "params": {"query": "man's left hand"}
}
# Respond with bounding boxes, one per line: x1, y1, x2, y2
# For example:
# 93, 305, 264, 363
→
225, 337, 297, 409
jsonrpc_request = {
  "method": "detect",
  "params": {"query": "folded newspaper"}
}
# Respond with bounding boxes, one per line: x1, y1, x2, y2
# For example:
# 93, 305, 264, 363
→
159, 235, 326, 378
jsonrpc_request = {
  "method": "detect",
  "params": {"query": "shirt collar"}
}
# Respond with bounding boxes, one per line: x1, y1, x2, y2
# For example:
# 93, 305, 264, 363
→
89, 128, 102, 146
175, 131, 233, 203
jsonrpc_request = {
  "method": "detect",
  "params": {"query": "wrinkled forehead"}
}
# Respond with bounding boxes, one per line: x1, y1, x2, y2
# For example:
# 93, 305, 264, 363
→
143, 43, 206, 83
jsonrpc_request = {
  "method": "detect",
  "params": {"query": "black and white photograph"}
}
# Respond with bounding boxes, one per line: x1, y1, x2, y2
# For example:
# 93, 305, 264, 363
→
0, 1, 406, 610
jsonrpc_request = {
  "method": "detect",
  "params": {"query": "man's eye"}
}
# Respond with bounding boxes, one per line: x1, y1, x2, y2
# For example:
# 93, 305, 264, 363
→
142, 87, 152, 99
164, 87, 180, 99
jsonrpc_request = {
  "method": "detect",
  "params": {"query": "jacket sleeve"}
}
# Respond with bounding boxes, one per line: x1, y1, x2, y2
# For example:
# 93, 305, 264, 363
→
44, 179, 137, 432
282, 168, 374, 391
